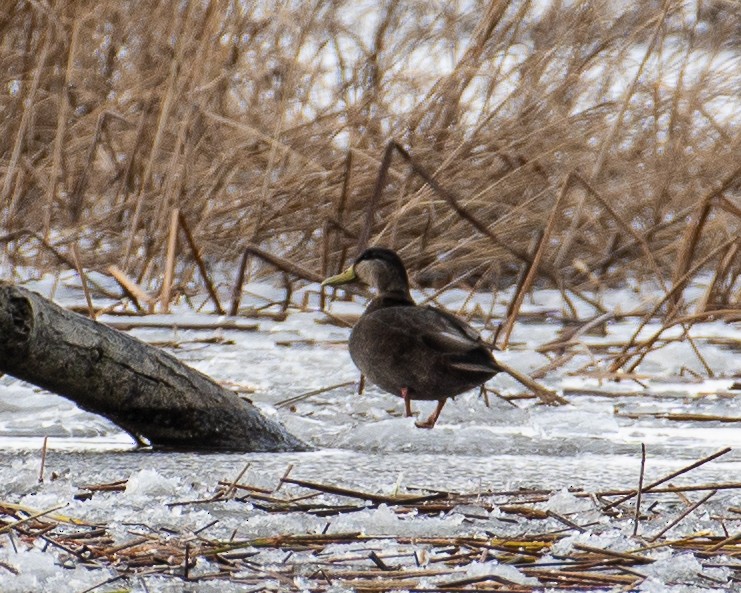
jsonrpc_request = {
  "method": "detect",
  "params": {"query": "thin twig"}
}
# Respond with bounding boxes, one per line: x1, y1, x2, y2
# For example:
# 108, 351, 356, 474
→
633, 443, 646, 536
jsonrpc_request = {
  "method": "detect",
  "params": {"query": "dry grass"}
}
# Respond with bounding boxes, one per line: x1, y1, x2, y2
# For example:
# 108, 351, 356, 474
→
0, 0, 739, 312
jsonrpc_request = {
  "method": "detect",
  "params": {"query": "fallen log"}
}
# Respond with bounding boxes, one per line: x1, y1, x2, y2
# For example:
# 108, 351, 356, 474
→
0, 282, 308, 452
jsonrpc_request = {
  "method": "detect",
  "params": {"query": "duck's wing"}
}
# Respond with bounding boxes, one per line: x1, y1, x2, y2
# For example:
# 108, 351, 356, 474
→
360, 306, 495, 355
369, 306, 499, 372
413, 306, 484, 348
418, 306, 500, 374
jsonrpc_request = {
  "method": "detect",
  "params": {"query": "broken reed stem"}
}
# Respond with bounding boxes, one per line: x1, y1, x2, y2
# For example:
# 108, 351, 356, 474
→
69, 111, 114, 224
596, 482, 741, 497
494, 231, 541, 345
221, 463, 251, 501
184, 542, 190, 580
499, 174, 572, 349
390, 142, 531, 264
275, 381, 356, 408
107, 265, 155, 312
705, 531, 741, 553
358, 142, 395, 254
177, 211, 225, 315
230, 242, 326, 314
243, 243, 323, 283
696, 241, 739, 314
572, 544, 653, 565
71, 243, 96, 320
494, 360, 568, 406
229, 248, 250, 316
648, 489, 717, 542
672, 161, 741, 301
160, 207, 179, 313
0, 504, 67, 535
603, 447, 731, 511
38, 436, 48, 483
633, 443, 646, 537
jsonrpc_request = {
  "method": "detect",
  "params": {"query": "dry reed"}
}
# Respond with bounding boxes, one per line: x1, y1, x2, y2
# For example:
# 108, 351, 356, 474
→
1, 447, 738, 592
0, 0, 739, 317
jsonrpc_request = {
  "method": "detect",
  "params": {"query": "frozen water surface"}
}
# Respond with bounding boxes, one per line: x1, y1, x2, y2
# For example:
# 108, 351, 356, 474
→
0, 275, 739, 591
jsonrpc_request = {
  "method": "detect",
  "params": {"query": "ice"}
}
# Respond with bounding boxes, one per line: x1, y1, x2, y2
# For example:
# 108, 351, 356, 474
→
640, 552, 731, 591
0, 546, 115, 593
232, 509, 325, 538
541, 487, 594, 515
463, 560, 539, 586
0, 457, 45, 497
549, 529, 635, 557
328, 503, 468, 537
638, 341, 740, 376
125, 468, 182, 496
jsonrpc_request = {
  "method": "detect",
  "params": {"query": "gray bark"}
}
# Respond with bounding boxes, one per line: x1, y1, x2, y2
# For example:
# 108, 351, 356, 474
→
0, 282, 308, 452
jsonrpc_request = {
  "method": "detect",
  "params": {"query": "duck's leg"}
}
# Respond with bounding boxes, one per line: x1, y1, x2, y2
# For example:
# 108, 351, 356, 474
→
400, 387, 413, 417
415, 399, 446, 429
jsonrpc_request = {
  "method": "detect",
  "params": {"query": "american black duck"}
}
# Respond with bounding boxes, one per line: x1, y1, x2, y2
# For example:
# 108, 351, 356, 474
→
322, 248, 501, 428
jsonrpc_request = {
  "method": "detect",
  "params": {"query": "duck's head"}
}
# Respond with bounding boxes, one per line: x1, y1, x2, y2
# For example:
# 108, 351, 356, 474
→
322, 248, 411, 296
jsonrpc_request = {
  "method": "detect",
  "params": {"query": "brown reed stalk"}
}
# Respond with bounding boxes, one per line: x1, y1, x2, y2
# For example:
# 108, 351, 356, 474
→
648, 489, 717, 542
45, 8, 79, 237
696, 241, 739, 313
633, 443, 646, 537
672, 162, 741, 304
159, 208, 179, 313
177, 212, 225, 315
38, 436, 48, 483
107, 265, 155, 312
359, 142, 395, 254
71, 243, 95, 319
0, 0, 738, 322
499, 175, 573, 348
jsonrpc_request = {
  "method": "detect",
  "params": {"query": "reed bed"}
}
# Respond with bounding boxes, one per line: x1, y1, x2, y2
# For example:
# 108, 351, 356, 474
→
0, 0, 738, 313
1, 448, 739, 591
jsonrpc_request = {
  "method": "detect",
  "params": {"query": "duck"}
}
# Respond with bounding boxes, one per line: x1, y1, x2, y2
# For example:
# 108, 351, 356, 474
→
322, 247, 501, 428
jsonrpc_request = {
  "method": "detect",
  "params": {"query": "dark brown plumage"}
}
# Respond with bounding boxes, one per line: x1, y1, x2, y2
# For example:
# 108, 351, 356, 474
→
322, 248, 501, 428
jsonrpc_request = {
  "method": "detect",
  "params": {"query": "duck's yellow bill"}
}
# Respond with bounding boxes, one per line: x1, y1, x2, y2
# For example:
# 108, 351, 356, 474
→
321, 265, 356, 286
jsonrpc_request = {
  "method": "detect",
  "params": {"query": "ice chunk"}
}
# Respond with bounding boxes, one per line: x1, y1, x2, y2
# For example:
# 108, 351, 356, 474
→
549, 529, 631, 557
462, 560, 540, 586
640, 552, 731, 590
542, 487, 594, 515
125, 468, 180, 496
0, 546, 114, 593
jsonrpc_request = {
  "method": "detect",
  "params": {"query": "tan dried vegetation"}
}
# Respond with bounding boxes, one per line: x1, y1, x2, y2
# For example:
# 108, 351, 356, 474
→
0, 0, 739, 311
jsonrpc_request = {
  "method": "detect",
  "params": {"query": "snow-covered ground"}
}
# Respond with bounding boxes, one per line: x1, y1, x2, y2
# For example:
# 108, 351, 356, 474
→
0, 272, 739, 592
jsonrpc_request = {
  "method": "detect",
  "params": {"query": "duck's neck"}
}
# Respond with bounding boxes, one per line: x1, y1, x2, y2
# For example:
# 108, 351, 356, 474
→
364, 289, 415, 314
